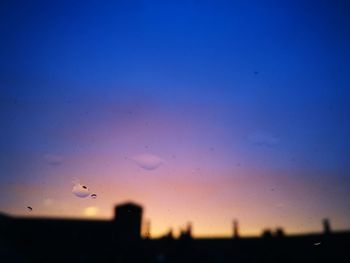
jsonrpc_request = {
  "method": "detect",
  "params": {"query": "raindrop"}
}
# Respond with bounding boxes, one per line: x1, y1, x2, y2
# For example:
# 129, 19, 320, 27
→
314, 242, 321, 246
72, 183, 90, 198
27, 206, 32, 211
91, 194, 97, 199
132, 154, 163, 170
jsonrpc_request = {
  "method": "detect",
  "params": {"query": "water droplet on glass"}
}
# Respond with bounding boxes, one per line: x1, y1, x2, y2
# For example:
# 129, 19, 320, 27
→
314, 242, 321, 246
91, 194, 97, 199
72, 183, 90, 198
132, 154, 163, 170
27, 206, 32, 211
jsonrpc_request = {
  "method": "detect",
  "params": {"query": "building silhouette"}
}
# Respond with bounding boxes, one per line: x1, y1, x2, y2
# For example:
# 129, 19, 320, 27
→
1, 202, 350, 263
114, 202, 143, 241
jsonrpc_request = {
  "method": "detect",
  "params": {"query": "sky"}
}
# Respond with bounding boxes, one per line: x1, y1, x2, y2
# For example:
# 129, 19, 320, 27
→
1, 0, 350, 238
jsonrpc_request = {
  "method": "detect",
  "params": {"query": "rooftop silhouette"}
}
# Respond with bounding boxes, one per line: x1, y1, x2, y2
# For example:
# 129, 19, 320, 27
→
1, 202, 350, 262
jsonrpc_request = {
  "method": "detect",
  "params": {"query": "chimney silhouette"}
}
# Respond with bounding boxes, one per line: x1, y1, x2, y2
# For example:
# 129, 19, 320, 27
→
275, 227, 285, 238
114, 202, 143, 240
323, 218, 331, 235
166, 228, 174, 239
262, 229, 273, 238
187, 222, 192, 237
143, 219, 151, 239
179, 222, 192, 240
233, 219, 239, 239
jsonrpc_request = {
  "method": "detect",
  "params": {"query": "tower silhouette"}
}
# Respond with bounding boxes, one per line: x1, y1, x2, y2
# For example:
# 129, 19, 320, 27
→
114, 202, 143, 240
233, 219, 240, 239
323, 218, 331, 235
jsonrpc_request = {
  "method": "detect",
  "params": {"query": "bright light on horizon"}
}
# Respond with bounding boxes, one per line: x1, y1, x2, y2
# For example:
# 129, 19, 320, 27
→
84, 206, 99, 217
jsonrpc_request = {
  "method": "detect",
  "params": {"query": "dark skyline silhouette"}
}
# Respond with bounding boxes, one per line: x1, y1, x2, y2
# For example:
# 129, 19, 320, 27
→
1, 201, 350, 262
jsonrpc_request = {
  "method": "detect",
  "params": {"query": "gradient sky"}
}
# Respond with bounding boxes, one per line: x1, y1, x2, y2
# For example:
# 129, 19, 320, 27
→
1, 0, 350, 237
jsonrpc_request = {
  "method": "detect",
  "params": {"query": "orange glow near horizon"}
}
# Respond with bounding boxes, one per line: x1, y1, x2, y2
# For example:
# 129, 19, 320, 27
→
2, 160, 350, 238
